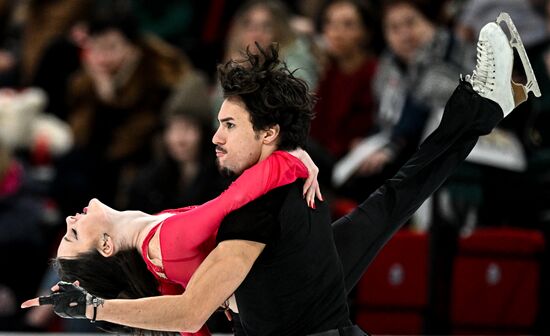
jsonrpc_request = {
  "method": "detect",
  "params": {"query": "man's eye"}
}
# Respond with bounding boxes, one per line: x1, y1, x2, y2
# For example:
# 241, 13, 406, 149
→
227, 123, 235, 129
72, 228, 78, 239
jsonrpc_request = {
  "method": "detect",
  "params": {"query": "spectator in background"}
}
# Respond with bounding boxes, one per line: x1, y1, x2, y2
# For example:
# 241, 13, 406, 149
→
127, 69, 227, 213
0, 0, 23, 87
362, 1, 471, 332
455, 0, 548, 48
30, 21, 89, 121
229, 0, 319, 88
309, 0, 379, 182
52, 9, 190, 215
212, 0, 320, 115
18, 0, 91, 87
284, 0, 328, 36
338, 0, 471, 202
0, 140, 50, 330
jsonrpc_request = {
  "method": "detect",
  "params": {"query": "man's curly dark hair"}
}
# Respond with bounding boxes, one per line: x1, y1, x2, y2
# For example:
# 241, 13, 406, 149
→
218, 43, 316, 150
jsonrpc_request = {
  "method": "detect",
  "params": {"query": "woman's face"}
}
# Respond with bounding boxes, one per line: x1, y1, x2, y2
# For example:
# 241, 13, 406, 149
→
383, 3, 434, 63
57, 199, 113, 258
323, 2, 367, 57
239, 6, 275, 51
85, 29, 136, 75
164, 116, 202, 163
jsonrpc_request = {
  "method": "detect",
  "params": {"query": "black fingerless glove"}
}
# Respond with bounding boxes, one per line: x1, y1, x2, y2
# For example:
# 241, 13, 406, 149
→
38, 281, 103, 322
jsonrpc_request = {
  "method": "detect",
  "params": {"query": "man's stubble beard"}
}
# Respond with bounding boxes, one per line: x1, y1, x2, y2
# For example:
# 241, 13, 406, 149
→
216, 158, 239, 181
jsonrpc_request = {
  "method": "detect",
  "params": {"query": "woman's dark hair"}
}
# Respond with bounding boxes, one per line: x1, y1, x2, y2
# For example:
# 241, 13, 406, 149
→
381, 0, 444, 25
320, 0, 383, 53
87, 7, 142, 44
218, 43, 315, 151
55, 249, 176, 335
163, 70, 214, 165
163, 110, 214, 168
232, 0, 295, 48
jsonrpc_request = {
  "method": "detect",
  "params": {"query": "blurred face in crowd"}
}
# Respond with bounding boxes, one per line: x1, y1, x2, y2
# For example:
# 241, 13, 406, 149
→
238, 5, 275, 51
323, 2, 367, 58
86, 29, 138, 75
212, 97, 267, 177
164, 116, 202, 163
383, 3, 435, 64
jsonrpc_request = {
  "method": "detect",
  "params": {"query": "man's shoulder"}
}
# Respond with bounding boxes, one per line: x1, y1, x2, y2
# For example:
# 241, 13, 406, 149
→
216, 182, 303, 244
237, 180, 303, 213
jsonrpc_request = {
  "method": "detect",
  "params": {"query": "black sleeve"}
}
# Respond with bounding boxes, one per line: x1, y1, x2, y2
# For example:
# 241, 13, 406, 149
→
216, 189, 284, 245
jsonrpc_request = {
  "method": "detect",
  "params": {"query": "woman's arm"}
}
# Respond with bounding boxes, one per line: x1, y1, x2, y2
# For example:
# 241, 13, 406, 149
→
22, 239, 265, 333
215, 151, 308, 213
287, 148, 323, 207
169, 150, 314, 249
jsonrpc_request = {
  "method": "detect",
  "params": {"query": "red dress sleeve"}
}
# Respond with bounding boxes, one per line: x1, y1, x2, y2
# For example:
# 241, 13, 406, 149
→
161, 150, 308, 253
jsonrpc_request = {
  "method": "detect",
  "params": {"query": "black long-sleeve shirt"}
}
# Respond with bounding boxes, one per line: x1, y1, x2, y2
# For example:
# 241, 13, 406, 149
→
217, 182, 351, 336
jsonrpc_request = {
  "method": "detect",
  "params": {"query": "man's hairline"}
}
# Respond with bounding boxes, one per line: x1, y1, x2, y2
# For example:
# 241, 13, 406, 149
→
224, 95, 282, 139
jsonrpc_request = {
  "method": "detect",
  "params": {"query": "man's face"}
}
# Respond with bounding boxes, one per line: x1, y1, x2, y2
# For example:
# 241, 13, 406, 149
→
213, 97, 264, 177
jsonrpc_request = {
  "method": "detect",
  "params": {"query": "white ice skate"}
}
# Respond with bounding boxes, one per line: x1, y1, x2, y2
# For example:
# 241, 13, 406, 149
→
464, 12, 541, 117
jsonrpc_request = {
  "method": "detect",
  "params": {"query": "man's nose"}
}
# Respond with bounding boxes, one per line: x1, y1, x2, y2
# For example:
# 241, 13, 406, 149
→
212, 128, 224, 145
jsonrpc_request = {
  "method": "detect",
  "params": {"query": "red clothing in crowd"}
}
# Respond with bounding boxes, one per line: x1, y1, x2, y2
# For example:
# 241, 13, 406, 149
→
311, 57, 378, 158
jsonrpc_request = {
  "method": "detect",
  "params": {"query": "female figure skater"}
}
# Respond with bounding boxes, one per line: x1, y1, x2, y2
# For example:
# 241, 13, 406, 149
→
38, 149, 318, 336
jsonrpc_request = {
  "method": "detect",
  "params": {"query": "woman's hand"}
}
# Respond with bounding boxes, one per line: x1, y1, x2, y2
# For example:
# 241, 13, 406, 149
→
21, 281, 100, 321
82, 48, 115, 102
288, 148, 323, 208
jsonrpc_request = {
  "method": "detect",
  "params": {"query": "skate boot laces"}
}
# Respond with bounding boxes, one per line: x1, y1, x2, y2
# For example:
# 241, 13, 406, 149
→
465, 40, 495, 94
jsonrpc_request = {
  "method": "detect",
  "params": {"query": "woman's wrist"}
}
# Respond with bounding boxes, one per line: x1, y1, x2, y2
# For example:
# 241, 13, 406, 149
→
287, 147, 305, 160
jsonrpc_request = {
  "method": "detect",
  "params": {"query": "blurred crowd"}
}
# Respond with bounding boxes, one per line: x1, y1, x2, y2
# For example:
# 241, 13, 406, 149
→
0, 0, 548, 334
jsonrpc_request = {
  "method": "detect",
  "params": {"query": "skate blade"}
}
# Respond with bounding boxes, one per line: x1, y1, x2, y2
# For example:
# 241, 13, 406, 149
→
496, 12, 542, 99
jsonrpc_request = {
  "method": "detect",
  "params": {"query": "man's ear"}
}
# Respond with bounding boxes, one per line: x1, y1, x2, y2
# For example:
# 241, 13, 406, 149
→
98, 233, 115, 257
262, 124, 280, 145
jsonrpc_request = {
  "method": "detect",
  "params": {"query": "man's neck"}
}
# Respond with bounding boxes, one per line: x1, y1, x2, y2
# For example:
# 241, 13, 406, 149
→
258, 145, 278, 163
